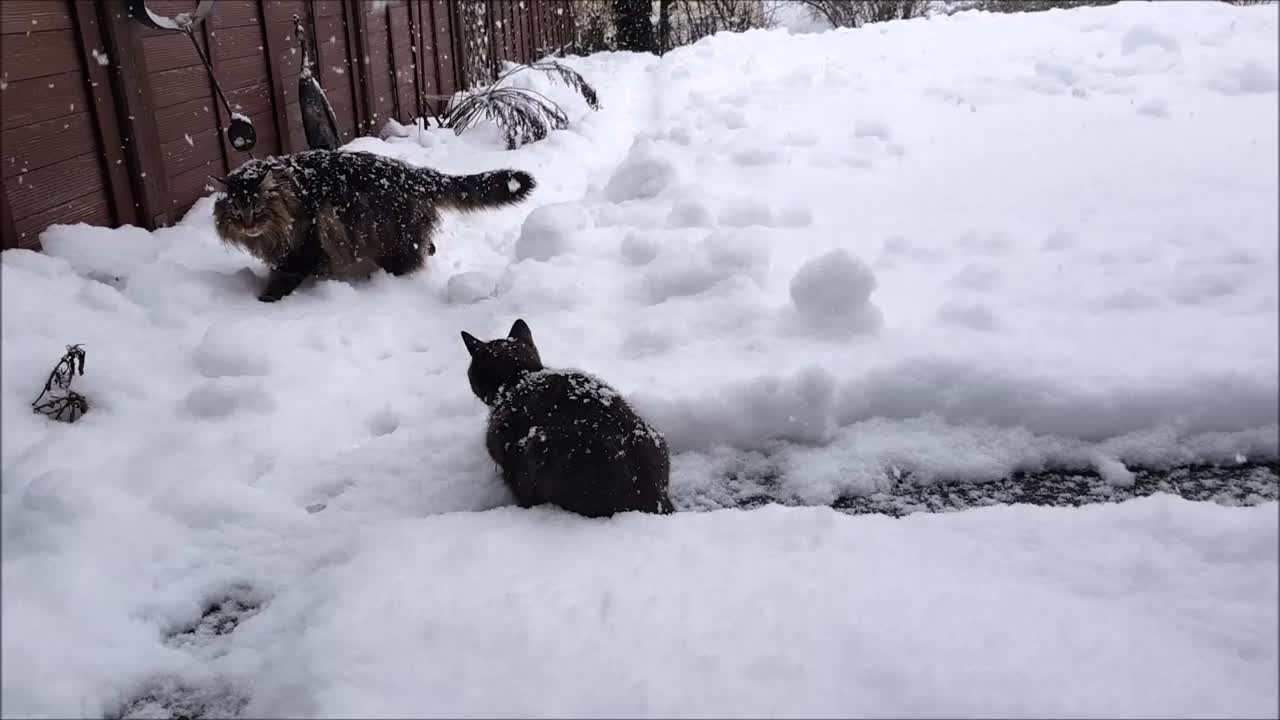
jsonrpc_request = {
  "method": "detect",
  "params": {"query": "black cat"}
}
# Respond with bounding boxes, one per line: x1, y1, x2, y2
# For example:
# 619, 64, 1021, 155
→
461, 319, 674, 517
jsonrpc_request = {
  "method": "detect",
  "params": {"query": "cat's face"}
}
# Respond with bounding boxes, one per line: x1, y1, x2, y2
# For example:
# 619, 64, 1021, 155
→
213, 165, 300, 264
461, 319, 544, 405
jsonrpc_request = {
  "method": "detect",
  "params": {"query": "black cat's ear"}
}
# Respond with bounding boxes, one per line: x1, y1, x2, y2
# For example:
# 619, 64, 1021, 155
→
460, 331, 482, 356
508, 319, 533, 344
207, 174, 227, 188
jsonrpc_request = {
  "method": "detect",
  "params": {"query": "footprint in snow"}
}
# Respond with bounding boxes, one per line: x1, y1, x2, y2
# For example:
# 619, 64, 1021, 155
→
164, 584, 263, 652
107, 676, 250, 720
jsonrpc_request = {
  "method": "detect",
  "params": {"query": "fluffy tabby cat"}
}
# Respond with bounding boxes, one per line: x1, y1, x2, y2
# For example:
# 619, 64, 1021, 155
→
213, 149, 535, 302
462, 319, 675, 518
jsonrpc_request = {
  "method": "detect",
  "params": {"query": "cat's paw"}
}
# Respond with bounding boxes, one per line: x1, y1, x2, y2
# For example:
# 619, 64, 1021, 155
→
426, 241, 437, 256
257, 292, 281, 303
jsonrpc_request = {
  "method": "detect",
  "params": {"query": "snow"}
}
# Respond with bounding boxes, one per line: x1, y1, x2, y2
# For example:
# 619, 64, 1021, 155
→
445, 270, 497, 305
3, 1, 1279, 717
514, 202, 593, 261
788, 248, 884, 335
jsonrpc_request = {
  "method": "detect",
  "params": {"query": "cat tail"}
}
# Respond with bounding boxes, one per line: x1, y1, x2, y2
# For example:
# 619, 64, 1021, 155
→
433, 169, 536, 212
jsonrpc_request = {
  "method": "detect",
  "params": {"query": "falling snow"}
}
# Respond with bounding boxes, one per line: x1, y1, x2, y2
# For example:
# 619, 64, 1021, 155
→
2, 3, 1278, 719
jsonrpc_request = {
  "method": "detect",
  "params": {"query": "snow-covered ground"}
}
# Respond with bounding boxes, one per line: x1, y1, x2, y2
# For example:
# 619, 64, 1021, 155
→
3, 2, 1278, 717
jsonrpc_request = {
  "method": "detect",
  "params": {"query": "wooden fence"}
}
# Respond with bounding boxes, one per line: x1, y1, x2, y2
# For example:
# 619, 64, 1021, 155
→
0, 0, 574, 250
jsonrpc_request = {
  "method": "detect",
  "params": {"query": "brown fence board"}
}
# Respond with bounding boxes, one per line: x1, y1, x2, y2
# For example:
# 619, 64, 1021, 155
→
1, 0, 73, 35
1, 71, 89, 131
196, 16, 235, 175
432, 0, 458, 97
154, 98, 221, 143
247, 107, 279, 153
209, 0, 264, 30
224, 80, 273, 113
101, 0, 173, 227
159, 127, 222, 177
285, 99, 305, 150
218, 54, 273, 97
4, 151, 106, 219
1, 112, 98, 179
167, 160, 222, 210
314, 1, 344, 18
389, 2, 415, 120
1, 185, 18, 250
1, 27, 82, 82
148, 65, 215, 108
258, 1, 292, 153
72, 0, 136, 228
263, 0, 307, 18
211, 24, 268, 63
140, 31, 202, 73
267, 40, 305, 74
144, 0, 200, 15
328, 93, 358, 141
266, 19, 304, 71
13, 190, 111, 246
313, 14, 351, 80
345, 1, 373, 134
279, 70, 304, 106
504, 0, 519, 64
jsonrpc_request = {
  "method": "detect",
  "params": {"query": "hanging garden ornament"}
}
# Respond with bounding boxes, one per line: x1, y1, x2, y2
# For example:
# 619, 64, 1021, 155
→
293, 14, 341, 150
124, 0, 215, 31
124, 0, 257, 154
227, 113, 258, 152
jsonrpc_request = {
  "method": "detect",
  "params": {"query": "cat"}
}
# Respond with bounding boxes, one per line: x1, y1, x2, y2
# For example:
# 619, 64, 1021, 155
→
213, 149, 536, 302
461, 319, 675, 518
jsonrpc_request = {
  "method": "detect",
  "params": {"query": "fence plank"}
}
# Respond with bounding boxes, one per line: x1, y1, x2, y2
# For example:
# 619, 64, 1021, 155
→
389, 3, 414, 122
345, 0, 374, 135
1, 0, 73, 35
196, 17, 235, 175
1, 180, 18, 250
100, 0, 172, 228
258, 0, 293, 153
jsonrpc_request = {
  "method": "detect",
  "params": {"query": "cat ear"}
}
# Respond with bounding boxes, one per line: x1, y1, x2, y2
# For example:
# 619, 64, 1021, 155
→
460, 331, 483, 356
259, 172, 278, 191
508, 319, 533, 344
207, 174, 227, 188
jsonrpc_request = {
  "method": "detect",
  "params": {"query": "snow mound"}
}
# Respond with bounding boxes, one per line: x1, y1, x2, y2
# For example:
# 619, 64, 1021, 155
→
789, 249, 883, 335
1121, 24, 1180, 55
1209, 59, 1279, 95
620, 231, 660, 266
515, 203, 593, 262
604, 140, 680, 202
445, 271, 496, 304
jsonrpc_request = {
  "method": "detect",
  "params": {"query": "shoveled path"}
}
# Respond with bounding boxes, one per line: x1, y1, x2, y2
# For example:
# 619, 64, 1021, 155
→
825, 462, 1280, 518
